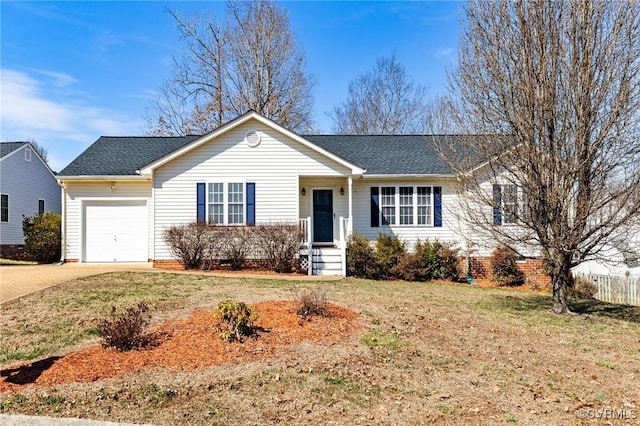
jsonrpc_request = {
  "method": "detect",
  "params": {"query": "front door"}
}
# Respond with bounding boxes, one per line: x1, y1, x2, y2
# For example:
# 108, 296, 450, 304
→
313, 189, 333, 243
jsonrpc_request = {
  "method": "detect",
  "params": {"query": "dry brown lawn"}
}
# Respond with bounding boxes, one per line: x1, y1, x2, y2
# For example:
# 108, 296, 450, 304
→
1, 272, 639, 425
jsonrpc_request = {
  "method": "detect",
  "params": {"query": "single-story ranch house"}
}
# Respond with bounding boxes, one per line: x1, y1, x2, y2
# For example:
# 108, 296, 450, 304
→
57, 111, 545, 278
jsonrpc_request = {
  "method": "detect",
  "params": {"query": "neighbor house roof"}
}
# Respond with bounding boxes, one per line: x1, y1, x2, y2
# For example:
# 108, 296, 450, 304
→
0, 142, 28, 159
59, 133, 457, 177
58, 136, 200, 176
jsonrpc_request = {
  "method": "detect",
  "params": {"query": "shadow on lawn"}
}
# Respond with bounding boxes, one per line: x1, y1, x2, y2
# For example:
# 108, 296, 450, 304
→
1, 356, 62, 385
486, 293, 640, 324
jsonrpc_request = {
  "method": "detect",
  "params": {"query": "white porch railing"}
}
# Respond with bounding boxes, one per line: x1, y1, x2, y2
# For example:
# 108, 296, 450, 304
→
299, 216, 350, 276
299, 217, 312, 275
339, 216, 351, 276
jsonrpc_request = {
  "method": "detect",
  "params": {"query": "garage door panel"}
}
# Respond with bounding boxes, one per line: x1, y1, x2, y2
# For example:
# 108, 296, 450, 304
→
84, 201, 147, 262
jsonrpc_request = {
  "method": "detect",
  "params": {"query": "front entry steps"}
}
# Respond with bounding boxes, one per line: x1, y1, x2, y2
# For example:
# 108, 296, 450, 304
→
300, 246, 343, 276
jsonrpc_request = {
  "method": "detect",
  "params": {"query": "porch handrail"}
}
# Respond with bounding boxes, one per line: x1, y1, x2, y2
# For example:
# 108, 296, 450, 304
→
299, 217, 312, 275
339, 216, 351, 276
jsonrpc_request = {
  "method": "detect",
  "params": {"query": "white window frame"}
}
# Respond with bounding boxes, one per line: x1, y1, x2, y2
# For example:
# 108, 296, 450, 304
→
207, 181, 245, 225
501, 184, 518, 225
25, 148, 32, 162
378, 185, 434, 227
1, 194, 8, 222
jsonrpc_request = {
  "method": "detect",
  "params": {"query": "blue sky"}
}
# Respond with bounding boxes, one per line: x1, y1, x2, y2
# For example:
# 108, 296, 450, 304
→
1, 1, 461, 171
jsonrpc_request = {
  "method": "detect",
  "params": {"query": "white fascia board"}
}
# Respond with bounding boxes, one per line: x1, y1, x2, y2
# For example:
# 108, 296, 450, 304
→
56, 175, 151, 182
138, 111, 365, 176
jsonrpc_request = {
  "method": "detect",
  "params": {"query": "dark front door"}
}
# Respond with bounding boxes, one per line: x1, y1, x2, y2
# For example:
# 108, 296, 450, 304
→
313, 189, 333, 243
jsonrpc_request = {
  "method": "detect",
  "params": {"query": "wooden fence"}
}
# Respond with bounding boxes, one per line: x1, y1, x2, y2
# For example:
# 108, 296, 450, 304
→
574, 273, 640, 306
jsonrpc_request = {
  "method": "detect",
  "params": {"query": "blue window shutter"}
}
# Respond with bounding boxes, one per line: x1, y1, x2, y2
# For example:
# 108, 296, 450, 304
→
493, 184, 502, 225
434, 186, 442, 227
196, 182, 206, 223
246, 182, 255, 226
370, 187, 380, 227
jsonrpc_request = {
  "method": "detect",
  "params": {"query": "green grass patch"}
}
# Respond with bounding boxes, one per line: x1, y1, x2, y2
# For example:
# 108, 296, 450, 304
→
361, 330, 405, 349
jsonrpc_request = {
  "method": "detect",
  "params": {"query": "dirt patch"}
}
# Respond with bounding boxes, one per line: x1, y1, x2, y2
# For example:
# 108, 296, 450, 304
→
0, 301, 360, 392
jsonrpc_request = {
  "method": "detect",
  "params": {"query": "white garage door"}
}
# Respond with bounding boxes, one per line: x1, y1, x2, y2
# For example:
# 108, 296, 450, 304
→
84, 201, 148, 262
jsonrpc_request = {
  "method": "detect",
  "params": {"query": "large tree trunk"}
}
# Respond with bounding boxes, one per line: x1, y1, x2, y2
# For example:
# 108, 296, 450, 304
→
550, 252, 573, 314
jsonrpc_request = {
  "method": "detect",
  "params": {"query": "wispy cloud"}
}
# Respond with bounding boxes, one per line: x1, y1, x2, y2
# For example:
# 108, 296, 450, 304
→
436, 48, 454, 58
0, 68, 140, 170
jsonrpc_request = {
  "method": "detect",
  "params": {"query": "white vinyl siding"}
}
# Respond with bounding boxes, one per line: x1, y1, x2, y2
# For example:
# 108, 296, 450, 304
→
153, 118, 351, 260
0, 144, 61, 244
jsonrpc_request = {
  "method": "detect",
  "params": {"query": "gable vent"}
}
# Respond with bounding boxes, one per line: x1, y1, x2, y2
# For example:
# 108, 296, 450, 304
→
245, 130, 261, 148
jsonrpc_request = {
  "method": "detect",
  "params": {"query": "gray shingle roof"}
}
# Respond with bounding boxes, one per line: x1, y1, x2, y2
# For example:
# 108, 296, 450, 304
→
0, 142, 28, 159
58, 134, 456, 176
305, 135, 454, 175
58, 136, 200, 176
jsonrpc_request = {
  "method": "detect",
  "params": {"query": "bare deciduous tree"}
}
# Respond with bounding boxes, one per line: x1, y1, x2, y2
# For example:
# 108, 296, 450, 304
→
147, 1, 315, 136
434, 0, 640, 313
330, 54, 429, 135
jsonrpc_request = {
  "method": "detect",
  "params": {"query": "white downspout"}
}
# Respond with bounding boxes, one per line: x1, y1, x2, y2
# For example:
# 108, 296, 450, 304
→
58, 182, 66, 264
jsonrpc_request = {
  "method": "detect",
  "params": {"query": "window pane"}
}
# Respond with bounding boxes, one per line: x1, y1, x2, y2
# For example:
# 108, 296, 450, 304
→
228, 183, 244, 224
38, 199, 45, 214
380, 187, 395, 225
503, 185, 518, 224
1, 194, 8, 222
417, 187, 432, 225
399, 187, 413, 225
207, 183, 224, 224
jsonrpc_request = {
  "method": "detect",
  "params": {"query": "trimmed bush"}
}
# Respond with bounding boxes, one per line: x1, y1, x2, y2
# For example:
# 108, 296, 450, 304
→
297, 287, 329, 320
569, 276, 597, 299
22, 212, 61, 263
98, 302, 152, 351
439, 245, 461, 281
346, 232, 379, 279
217, 226, 251, 270
163, 222, 214, 270
391, 252, 429, 281
254, 222, 303, 273
213, 300, 258, 342
415, 239, 443, 279
376, 234, 407, 278
491, 245, 525, 286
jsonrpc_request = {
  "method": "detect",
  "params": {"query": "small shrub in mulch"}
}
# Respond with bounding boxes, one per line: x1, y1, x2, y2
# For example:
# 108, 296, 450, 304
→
297, 287, 329, 320
97, 302, 154, 351
212, 300, 258, 342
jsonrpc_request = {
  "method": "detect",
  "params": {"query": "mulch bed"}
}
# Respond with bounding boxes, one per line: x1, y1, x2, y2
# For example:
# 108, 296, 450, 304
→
0, 301, 361, 392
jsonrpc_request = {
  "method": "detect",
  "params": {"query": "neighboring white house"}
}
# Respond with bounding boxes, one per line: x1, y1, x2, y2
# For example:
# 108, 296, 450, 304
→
56, 111, 538, 276
0, 142, 62, 256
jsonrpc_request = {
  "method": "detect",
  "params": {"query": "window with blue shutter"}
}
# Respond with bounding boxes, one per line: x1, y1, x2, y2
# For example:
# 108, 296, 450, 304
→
196, 182, 206, 223
434, 186, 442, 227
246, 182, 255, 226
370, 187, 380, 227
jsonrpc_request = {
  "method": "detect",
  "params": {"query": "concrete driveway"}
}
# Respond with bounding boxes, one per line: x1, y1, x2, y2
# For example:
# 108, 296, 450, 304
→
0, 263, 154, 304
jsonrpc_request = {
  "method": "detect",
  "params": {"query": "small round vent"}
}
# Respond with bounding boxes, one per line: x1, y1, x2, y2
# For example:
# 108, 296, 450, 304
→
245, 130, 261, 147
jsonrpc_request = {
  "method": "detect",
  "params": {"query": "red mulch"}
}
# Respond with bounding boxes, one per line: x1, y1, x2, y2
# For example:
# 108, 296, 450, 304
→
0, 301, 361, 392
